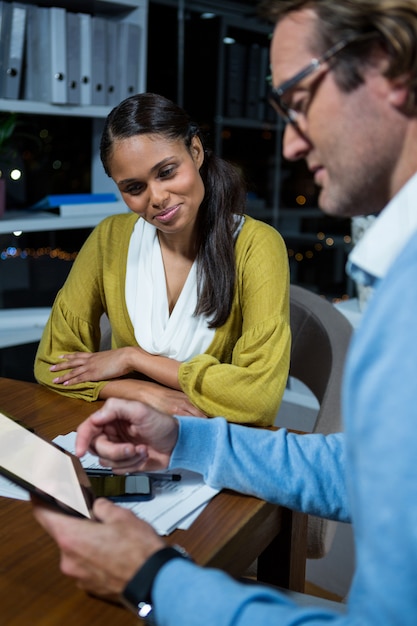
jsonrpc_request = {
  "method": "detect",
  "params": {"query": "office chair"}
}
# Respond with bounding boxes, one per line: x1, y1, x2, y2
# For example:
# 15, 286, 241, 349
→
288, 284, 353, 559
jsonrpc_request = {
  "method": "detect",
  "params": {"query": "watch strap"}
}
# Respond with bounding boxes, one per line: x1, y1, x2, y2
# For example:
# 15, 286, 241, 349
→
122, 545, 191, 619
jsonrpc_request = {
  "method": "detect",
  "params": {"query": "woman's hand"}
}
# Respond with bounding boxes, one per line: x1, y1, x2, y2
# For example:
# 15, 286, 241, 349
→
50, 349, 133, 386
50, 349, 207, 417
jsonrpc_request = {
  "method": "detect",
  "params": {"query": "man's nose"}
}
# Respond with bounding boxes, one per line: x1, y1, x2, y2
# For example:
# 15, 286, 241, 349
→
282, 121, 312, 162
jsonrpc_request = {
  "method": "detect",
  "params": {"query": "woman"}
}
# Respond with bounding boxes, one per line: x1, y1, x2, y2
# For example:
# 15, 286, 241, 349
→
34, 93, 290, 426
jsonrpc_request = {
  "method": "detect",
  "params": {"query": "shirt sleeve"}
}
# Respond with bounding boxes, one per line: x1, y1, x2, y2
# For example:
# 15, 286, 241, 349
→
153, 558, 345, 626
170, 416, 350, 522
157, 419, 349, 625
178, 220, 291, 426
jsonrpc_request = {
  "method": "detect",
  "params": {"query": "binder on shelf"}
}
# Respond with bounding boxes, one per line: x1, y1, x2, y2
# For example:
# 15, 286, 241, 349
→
25, 6, 67, 104
24, 5, 49, 102
106, 18, 119, 106
91, 16, 107, 106
0, 1, 8, 97
49, 6, 67, 104
78, 12, 92, 106
245, 43, 261, 119
225, 42, 246, 118
0, 2, 27, 99
33, 7, 52, 102
23, 4, 37, 101
258, 46, 271, 122
117, 22, 141, 101
66, 11, 81, 105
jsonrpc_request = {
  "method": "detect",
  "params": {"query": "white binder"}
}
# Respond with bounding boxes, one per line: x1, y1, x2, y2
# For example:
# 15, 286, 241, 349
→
106, 18, 119, 106
66, 11, 81, 105
79, 12, 92, 106
117, 22, 141, 101
49, 6, 67, 104
91, 15, 107, 105
0, 2, 27, 99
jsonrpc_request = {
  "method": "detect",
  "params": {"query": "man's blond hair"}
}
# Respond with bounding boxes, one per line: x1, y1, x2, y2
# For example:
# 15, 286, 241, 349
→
260, 0, 417, 112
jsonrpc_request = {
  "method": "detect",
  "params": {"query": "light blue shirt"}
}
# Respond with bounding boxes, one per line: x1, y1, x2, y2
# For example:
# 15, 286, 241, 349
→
149, 176, 417, 624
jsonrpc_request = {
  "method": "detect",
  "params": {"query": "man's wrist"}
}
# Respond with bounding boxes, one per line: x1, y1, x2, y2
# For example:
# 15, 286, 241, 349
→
121, 545, 192, 621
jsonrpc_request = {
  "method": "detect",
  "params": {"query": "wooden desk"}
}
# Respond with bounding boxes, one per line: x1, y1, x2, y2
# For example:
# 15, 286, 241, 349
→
0, 377, 307, 625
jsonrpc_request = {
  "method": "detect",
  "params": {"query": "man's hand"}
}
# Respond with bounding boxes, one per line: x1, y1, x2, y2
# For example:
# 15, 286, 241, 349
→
32, 497, 166, 598
76, 397, 180, 473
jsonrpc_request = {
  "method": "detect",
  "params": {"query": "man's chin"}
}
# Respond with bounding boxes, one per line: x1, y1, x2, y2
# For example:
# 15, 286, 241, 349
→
317, 188, 353, 218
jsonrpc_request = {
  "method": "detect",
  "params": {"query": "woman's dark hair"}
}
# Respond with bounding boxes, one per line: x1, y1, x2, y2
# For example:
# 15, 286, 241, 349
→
100, 92, 246, 328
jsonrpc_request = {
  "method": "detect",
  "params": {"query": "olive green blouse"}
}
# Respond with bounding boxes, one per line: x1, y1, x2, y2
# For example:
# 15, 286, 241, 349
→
34, 213, 290, 426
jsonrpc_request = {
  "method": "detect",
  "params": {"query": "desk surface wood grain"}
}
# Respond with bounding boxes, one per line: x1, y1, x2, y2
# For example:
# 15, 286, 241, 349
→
0, 377, 306, 625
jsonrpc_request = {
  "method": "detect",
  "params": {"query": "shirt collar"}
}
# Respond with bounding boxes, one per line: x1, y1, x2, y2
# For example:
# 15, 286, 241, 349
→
347, 172, 417, 286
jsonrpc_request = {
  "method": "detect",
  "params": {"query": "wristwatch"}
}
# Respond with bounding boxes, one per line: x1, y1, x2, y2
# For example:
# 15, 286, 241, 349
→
121, 545, 192, 622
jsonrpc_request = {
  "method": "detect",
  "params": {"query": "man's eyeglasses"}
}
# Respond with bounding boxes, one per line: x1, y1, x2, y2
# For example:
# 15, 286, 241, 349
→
269, 36, 359, 125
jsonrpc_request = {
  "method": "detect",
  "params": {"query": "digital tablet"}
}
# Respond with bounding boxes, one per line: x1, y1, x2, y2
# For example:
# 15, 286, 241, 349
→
0, 411, 95, 519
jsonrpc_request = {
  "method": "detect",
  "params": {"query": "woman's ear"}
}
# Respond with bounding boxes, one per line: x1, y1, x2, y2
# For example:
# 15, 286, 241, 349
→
190, 135, 205, 168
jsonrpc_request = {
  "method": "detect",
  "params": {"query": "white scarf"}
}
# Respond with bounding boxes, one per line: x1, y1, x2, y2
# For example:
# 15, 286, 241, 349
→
125, 219, 215, 361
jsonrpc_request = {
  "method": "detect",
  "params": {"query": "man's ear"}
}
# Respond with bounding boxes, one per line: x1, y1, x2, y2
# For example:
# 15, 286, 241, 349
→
190, 136, 205, 168
388, 74, 411, 108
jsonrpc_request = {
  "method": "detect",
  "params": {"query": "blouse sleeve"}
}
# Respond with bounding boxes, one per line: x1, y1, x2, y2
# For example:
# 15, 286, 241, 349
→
34, 218, 118, 402
179, 219, 290, 426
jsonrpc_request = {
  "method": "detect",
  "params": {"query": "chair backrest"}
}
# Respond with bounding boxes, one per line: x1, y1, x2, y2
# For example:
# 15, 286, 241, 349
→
289, 284, 353, 558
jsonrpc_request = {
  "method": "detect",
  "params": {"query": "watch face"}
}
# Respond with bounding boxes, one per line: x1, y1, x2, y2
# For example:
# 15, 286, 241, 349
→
138, 602, 153, 619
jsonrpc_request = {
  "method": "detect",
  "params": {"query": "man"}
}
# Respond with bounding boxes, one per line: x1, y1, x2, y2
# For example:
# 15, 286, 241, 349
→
33, 1, 417, 623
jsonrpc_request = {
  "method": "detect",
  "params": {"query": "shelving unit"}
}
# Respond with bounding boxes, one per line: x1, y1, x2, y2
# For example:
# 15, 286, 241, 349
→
0, 0, 148, 196
213, 13, 283, 230
0, 0, 148, 358
0, 208, 129, 235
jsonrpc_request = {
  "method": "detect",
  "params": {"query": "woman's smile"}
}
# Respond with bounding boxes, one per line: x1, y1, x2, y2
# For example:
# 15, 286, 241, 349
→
153, 204, 182, 223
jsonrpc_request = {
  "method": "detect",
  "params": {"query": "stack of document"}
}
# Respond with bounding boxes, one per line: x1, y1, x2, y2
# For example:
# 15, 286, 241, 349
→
29, 193, 129, 218
0, 432, 219, 536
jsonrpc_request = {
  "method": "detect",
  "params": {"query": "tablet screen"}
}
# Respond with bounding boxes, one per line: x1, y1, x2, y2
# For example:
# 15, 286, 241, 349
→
0, 411, 94, 518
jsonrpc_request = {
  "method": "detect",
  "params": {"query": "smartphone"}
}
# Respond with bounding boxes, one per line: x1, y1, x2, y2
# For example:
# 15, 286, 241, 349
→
87, 473, 153, 502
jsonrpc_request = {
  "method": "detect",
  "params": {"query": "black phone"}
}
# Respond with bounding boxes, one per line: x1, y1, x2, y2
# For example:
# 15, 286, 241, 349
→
87, 473, 153, 502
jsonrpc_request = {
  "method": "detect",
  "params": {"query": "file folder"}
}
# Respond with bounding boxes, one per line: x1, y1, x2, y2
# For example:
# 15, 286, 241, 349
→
225, 42, 246, 118
106, 18, 119, 106
91, 16, 107, 105
66, 11, 81, 105
117, 22, 141, 101
0, 2, 27, 99
49, 6, 67, 104
258, 46, 271, 122
0, 1, 7, 97
23, 4, 37, 101
79, 12, 92, 106
245, 43, 261, 119
24, 5, 50, 102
